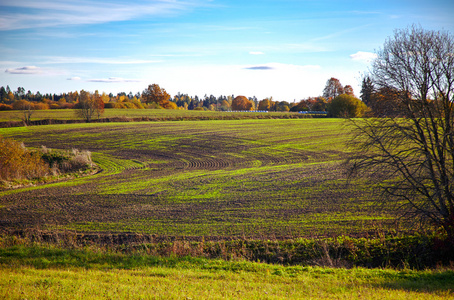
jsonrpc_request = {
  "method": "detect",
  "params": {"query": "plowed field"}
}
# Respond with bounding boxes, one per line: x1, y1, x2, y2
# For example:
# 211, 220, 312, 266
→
0, 119, 396, 239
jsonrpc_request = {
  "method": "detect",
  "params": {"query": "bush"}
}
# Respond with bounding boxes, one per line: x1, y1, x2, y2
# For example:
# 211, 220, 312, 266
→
0, 136, 49, 181
327, 94, 369, 118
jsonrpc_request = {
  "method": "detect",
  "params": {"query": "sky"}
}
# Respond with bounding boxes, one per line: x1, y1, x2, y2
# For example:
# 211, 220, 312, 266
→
1, 0, 453, 101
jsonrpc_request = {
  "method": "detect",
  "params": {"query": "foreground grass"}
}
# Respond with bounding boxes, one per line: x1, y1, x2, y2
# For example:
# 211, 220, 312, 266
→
0, 245, 453, 299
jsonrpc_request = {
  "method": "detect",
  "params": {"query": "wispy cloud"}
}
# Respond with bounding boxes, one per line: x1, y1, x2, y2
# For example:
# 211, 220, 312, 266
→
86, 77, 141, 83
244, 65, 274, 70
249, 51, 265, 55
67, 77, 81, 81
350, 51, 377, 63
5, 65, 67, 75
311, 25, 372, 42
5, 66, 43, 74
0, 0, 208, 31
243, 63, 320, 72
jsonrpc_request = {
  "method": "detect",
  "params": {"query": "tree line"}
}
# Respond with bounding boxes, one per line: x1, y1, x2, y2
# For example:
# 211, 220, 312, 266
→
0, 80, 368, 116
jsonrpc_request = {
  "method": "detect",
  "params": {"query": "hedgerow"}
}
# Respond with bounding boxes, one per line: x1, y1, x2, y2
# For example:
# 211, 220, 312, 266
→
1, 230, 452, 269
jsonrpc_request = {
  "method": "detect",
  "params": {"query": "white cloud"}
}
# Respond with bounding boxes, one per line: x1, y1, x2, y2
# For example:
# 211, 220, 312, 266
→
67, 76, 81, 81
350, 51, 377, 63
249, 51, 265, 55
0, 0, 208, 30
86, 77, 141, 83
5, 66, 43, 74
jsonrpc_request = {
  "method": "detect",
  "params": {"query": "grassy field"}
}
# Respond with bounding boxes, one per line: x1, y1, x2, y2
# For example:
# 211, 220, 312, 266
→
0, 244, 453, 299
0, 118, 398, 238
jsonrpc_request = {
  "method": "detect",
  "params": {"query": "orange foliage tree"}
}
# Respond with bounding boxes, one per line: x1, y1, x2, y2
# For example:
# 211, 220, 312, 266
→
344, 85, 354, 96
232, 96, 253, 111
142, 84, 171, 108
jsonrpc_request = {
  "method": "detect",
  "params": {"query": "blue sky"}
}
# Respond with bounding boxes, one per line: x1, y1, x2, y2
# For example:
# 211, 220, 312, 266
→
1, 0, 453, 101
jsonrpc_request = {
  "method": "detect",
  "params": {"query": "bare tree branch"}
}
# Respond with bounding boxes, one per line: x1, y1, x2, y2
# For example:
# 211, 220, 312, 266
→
348, 25, 454, 238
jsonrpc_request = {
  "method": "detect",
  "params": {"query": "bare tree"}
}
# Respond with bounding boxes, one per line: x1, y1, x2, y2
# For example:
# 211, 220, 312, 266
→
75, 90, 99, 122
20, 100, 34, 125
348, 25, 454, 238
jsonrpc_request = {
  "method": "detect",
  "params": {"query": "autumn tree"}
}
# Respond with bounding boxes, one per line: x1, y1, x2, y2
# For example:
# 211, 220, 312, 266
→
311, 97, 328, 111
219, 99, 231, 111
344, 85, 354, 96
323, 77, 344, 99
348, 25, 454, 239
258, 97, 274, 111
367, 87, 406, 117
232, 96, 253, 111
66, 91, 79, 103
75, 90, 101, 122
12, 99, 35, 124
290, 97, 328, 112
289, 99, 309, 112
93, 90, 105, 119
142, 84, 171, 108
275, 101, 290, 111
